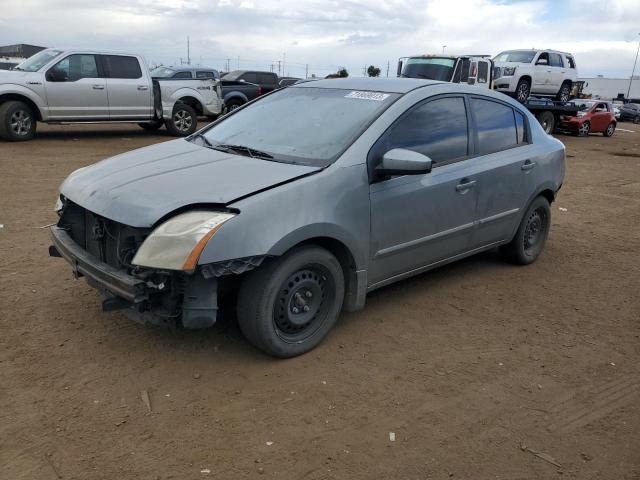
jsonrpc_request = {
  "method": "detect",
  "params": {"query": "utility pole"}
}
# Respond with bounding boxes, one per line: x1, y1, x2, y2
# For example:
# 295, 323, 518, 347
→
283, 52, 286, 77
627, 32, 640, 100
277, 60, 281, 76
386, 61, 389, 77
237, 56, 240, 69
187, 36, 190, 65
226, 58, 231, 72
442, 45, 446, 55
305, 63, 308, 79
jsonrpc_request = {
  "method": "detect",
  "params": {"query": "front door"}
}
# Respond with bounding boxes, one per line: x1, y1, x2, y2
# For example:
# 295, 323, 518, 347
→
591, 103, 611, 131
101, 55, 152, 119
467, 96, 537, 247
368, 96, 479, 286
44, 54, 108, 120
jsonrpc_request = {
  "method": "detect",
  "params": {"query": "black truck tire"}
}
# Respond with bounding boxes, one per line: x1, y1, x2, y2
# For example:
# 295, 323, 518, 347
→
0, 101, 37, 141
165, 103, 198, 136
225, 99, 245, 112
501, 196, 551, 265
536, 111, 555, 134
556, 82, 571, 103
237, 245, 345, 358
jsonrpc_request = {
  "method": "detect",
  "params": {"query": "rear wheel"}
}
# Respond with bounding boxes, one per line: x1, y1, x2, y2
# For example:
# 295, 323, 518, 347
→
0, 101, 37, 141
165, 103, 198, 136
536, 111, 555, 134
225, 99, 244, 112
515, 78, 531, 103
556, 82, 571, 103
138, 119, 163, 131
603, 122, 616, 137
501, 196, 551, 265
634, 115, 640, 124
237, 246, 345, 358
578, 121, 591, 136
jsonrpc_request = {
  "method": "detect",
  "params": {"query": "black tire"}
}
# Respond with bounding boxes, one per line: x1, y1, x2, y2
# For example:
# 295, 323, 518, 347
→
237, 245, 345, 358
515, 78, 531, 103
578, 121, 590, 136
556, 82, 571, 103
138, 119, 163, 131
0, 101, 37, 141
634, 115, 640, 125
501, 196, 551, 265
225, 99, 244, 112
165, 103, 198, 136
603, 122, 616, 137
536, 111, 555, 134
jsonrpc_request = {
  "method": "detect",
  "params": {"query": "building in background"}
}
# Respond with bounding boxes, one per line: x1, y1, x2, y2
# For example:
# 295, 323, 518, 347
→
0, 44, 46, 70
579, 76, 640, 102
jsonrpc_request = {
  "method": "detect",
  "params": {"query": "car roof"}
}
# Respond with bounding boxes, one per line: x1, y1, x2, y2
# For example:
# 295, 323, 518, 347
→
497, 48, 572, 56
293, 77, 442, 94
161, 66, 218, 72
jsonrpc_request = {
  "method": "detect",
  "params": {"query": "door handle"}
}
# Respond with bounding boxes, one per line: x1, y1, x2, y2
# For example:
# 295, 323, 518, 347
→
137, 85, 149, 90
521, 160, 536, 171
92, 84, 105, 90
456, 179, 476, 192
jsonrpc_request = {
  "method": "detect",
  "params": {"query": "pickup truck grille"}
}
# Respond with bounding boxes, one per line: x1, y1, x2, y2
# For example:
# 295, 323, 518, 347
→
57, 199, 150, 272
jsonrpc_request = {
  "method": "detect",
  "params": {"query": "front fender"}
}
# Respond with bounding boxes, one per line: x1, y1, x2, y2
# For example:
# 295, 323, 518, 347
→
0, 84, 46, 119
223, 91, 249, 103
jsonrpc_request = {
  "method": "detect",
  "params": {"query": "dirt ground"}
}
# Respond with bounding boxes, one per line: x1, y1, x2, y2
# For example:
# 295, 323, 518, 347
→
1, 122, 639, 480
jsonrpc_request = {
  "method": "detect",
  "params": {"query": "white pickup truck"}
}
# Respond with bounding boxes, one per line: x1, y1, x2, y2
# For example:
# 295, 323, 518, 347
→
0, 48, 224, 141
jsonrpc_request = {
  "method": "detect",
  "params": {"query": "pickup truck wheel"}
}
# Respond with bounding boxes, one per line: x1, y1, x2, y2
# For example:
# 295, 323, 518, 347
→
501, 196, 550, 265
237, 246, 345, 358
556, 82, 571, 103
633, 115, 639, 124
138, 120, 163, 131
225, 99, 244, 112
165, 103, 197, 136
603, 122, 616, 137
536, 111, 555, 134
515, 78, 530, 103
0, 101, 37, 141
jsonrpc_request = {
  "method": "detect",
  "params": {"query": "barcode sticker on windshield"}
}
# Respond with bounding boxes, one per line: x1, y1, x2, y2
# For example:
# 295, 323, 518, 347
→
345, 91, 390, 101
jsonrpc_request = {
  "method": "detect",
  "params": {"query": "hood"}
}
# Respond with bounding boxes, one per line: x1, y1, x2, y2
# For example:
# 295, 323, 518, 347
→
0, 70, 31, 82
60, 139, 321, 227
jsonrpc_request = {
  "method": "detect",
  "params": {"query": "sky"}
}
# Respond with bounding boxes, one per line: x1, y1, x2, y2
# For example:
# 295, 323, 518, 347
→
1, 0, 639, 78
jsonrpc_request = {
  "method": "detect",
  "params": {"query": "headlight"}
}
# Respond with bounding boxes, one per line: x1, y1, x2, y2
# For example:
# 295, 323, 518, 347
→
502, 66, 516, 76
132, 211, 236, 272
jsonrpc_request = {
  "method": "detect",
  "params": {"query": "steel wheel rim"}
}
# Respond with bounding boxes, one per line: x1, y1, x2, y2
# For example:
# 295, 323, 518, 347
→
10, 110, 32, 136
173, 109, 193, 132
580, 122, 590, 135
273, 265, 335, 343
523, 207, 548, 257
517, 83, 529, 102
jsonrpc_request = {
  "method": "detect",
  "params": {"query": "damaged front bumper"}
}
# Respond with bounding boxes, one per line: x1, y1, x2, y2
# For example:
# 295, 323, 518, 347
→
49, 225, 219, 329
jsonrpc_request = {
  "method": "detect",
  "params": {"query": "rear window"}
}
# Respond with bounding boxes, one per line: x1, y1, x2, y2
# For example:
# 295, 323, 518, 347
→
258, 73, 277, 85
471, 98, 518, 154
173, 71, 193, 78
103, 55, 142, 79
196, 71, 216, 79
549, 53, 564, 68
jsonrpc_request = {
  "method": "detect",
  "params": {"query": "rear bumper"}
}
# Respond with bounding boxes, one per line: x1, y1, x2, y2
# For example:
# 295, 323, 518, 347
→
49, 226, 149, 304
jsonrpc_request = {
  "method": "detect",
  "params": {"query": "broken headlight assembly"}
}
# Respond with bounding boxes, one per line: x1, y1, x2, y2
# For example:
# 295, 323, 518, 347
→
132, 211, 236, 272
502, 66, 516, 77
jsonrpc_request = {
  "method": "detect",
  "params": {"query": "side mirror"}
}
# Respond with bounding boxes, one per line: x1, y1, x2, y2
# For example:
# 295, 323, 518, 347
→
376, 149, 432, 177
396, 61, 403, 77
46, 69, 65, 82
536, 58, 548, 65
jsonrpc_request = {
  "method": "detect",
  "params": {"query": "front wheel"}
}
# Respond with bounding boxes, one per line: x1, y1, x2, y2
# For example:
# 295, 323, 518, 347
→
603, 122, 616, 137
536, 111, 555, 134
578, 121, 591, 136
501, 196, 551, 265
237, 246, 345, 358
634, 115, 640, 125
165, 103, 198, 136
0, 101, 37, 141
556, 82, 571, 103
515, 78, 531, 103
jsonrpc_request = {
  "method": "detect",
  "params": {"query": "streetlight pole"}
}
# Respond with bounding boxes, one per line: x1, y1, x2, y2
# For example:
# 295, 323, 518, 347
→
442, 45, 447, 55
627, 33, 640, 100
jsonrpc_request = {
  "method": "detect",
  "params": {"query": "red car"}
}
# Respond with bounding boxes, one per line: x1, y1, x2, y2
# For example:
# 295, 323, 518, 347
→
560, 100, 616, 136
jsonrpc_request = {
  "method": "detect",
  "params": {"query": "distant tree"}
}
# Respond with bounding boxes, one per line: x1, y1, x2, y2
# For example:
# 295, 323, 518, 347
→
337, 67, 349, 78
367, 65, 381, 77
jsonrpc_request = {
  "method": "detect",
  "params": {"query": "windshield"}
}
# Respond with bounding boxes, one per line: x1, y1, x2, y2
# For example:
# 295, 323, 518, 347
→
573, 100, 596, 111
401, 57, 455, 81
150, 67, 176, 78
14, 50, 63, 72
197, 87, 399, 166
493, 50, 536, 63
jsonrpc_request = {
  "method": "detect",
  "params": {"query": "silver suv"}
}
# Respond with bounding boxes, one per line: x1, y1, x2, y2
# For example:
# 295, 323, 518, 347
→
493, 49, 578, 103
50, 78, 565, 357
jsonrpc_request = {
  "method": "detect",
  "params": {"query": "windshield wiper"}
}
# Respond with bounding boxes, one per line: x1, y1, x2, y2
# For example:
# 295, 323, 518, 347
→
214, 144, 274, 160
191, 132, 214, 148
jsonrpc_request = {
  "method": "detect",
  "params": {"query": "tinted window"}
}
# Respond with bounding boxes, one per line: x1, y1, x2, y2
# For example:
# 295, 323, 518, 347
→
173, 71, 193, 78
241, 72, 258, 83
48, 54, 98, 82
471, 98, 518, 154
258, 73, 277, 85
196, 71, 215, 79
477, 62, 488, 83
515, 110, 527, 144
380, 97, 468, 164
103, 55, 142, 79
549, 53, 564, 68
566, 56, 576, 68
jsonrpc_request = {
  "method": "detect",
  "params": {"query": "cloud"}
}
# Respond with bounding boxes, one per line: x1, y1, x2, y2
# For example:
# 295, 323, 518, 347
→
0, 0, 638, 78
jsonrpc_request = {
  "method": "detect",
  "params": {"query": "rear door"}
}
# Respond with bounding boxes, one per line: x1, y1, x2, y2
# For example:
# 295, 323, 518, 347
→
102, 55, 152, 119
44, 53, 108, 119
532, 52, 553, 93
547, 53, 565, 92
467, 96, 536, 247
368, 95, 479, 285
